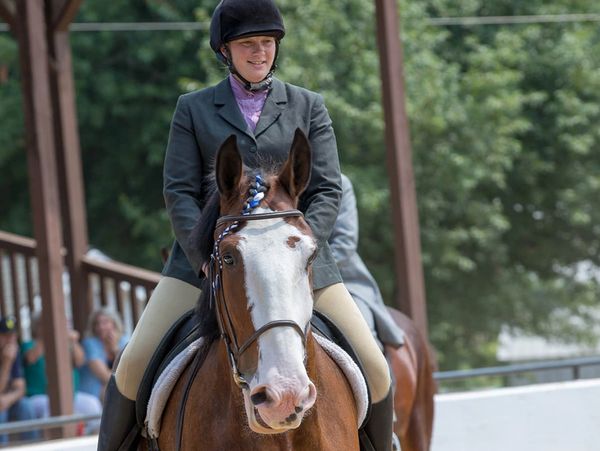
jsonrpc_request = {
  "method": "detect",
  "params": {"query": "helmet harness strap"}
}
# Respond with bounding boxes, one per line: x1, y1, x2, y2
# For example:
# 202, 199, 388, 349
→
222, 41, 280, 92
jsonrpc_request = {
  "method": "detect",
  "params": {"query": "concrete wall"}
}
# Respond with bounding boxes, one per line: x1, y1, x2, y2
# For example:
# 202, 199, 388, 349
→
432, 378, 600, 451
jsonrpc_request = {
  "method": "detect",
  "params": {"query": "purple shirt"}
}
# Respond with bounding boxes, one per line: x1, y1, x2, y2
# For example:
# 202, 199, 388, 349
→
229, 75, 268, 132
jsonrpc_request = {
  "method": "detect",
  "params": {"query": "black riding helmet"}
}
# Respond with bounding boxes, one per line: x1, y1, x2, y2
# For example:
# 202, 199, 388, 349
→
209, 0, 285, 91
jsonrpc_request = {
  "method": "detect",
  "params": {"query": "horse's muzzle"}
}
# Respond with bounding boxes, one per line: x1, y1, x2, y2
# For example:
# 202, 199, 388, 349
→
246, 381, 317, 432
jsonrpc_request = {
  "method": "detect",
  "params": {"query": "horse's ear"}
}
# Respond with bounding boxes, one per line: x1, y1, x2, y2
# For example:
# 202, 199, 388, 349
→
216, 135, 243, 198
279, 128, 312, 201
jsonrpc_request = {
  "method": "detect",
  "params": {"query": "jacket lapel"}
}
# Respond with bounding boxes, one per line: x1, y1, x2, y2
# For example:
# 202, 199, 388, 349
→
214, 78, 254, 139
254, 78, 287, 137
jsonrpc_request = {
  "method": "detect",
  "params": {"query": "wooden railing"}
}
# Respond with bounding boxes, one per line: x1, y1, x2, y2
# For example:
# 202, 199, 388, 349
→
0, 230, 160, 337
81, 256, 160, 332
0, 230, 39, 338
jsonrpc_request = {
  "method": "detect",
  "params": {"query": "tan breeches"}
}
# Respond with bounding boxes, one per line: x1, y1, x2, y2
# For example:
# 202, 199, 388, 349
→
115, 277, 200, 400
314, 283, 391, 403
115, 278, 390, 403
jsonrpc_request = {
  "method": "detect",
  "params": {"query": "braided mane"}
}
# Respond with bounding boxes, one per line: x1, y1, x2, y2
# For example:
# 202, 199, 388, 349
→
190, 168, 274, 337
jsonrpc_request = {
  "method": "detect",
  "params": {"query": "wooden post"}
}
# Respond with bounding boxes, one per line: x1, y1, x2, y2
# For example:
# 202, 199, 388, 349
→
47, 0, 90, 335
15, 0, 74, 437
374, 0, 429, 337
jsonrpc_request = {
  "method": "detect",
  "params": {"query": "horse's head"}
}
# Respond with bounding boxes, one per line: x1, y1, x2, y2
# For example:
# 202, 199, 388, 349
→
211, 129, 317, 433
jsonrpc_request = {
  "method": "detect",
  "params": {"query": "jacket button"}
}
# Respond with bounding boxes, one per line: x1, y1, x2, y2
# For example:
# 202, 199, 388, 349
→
249, 145, 257, 153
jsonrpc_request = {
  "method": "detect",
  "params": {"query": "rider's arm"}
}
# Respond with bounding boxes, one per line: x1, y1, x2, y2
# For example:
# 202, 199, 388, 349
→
299, 94, 342, 249
163, 94, 205, 275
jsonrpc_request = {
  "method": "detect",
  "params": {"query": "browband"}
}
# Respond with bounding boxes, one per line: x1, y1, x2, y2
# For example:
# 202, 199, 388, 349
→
216, 209, 304, 229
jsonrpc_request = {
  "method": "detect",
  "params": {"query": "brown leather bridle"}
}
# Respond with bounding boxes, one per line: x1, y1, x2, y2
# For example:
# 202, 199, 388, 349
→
210, 209, 310, 390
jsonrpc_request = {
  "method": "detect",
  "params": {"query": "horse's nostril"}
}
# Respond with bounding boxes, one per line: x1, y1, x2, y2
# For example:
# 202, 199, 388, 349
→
251, 390, 268, 406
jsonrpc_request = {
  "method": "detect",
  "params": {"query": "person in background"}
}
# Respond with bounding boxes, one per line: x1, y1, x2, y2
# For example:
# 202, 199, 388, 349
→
328, 174, 405, 350
21, 312, 102, 434
0, 316, 37, 444
79, 308, 128, 402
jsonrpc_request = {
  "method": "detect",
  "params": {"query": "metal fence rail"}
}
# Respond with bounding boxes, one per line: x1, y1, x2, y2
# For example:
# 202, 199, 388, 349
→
0, 413, 100, 434
434, 355, 600, 381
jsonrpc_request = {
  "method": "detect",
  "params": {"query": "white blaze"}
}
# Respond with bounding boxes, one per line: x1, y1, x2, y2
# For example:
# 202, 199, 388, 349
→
237, 208, 316, 391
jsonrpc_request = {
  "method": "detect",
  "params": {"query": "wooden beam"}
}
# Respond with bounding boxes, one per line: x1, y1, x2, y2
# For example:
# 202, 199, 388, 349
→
51, 0, 82, 31
15, 0, 74, 437
46, 0, 90, 335
0, 0, 16, 32
374, 0, 429, 337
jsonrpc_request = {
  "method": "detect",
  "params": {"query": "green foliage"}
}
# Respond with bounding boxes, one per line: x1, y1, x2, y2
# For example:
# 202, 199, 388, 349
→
0, 35, 29, 235
1, 0, 600, 371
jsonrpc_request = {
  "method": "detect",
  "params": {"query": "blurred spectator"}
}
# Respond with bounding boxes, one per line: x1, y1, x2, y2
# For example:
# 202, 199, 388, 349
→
79, 308, 128, 402
0, 316, 38, 444
21, 312, 102, 434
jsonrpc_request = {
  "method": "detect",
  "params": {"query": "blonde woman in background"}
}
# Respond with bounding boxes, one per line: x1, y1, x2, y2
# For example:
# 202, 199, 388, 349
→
79, 308, 129, 402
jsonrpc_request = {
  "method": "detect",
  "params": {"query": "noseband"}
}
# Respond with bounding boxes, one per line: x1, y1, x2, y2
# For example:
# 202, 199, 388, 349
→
210, 209, 309, 390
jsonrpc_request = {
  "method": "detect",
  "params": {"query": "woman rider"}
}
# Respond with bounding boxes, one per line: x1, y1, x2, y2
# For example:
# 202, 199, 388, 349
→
97, 1, 394, 450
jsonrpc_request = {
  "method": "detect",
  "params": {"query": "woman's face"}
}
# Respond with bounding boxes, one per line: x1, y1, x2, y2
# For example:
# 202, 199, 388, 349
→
94, 314, 116, 340
223, 35, 276, 83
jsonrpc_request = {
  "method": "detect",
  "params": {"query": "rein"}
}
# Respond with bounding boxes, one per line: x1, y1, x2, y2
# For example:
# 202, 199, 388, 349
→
210, 208, 308, 390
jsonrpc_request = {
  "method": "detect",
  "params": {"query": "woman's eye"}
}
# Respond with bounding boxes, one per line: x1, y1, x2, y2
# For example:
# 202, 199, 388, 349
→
223, 254, 235, 266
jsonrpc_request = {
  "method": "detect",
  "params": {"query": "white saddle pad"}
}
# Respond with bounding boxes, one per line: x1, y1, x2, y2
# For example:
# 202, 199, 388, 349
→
145, 334, 368, 439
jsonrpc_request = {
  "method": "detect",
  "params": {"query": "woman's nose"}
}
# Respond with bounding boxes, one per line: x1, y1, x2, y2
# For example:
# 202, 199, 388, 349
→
251, 43, 270, 53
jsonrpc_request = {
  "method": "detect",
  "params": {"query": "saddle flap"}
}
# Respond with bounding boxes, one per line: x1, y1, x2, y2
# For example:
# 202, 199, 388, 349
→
311, 311, 372, 425
136, 309, 200, 426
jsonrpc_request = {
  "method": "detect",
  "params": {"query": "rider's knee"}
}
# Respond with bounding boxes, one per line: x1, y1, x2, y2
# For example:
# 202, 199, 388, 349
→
114, 344, 148, 399
366, 353, 392, 403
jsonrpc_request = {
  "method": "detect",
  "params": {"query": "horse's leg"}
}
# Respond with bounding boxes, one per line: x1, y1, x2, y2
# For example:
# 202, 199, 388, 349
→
387, 308, 437, 451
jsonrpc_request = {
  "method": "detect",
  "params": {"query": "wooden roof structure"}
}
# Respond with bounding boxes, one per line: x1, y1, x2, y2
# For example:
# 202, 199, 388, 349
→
0, 0, 427, 424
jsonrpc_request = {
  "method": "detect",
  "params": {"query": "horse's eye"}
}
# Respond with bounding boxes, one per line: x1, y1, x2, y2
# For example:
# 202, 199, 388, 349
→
223, 254, 235, 266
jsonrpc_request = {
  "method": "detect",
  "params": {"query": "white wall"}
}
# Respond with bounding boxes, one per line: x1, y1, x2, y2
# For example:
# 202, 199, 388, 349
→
432, 378, 600, 451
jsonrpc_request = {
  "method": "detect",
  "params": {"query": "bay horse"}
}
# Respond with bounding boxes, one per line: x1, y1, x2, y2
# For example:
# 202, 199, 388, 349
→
149, 130, 436, 450
154, 130, 360, 450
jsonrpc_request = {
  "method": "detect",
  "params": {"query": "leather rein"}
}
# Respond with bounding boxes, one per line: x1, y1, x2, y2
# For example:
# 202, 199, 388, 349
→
210, 209, 309, 390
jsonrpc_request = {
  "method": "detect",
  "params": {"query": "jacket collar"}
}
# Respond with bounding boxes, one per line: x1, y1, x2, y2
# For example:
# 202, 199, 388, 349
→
255, 78, 286, 137
214, 77, 287, 139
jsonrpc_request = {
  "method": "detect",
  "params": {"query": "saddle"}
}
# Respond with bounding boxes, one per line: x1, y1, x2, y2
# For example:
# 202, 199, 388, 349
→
135, 309, 201, 428
136, 309, 372, 442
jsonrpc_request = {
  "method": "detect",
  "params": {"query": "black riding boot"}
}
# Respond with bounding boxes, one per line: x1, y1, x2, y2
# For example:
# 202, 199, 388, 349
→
361, 387, 395, 451
97, 375, 140, 451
